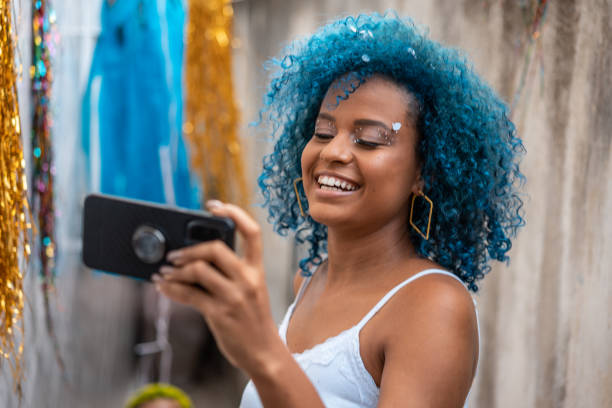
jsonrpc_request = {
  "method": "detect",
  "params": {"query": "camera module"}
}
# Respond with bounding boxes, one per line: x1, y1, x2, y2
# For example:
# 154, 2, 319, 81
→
131, 225, 166, 264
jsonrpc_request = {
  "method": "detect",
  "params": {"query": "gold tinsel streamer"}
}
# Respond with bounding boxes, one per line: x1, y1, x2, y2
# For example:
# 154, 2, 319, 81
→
184, 0, 249, 208
0, 0, 31, 393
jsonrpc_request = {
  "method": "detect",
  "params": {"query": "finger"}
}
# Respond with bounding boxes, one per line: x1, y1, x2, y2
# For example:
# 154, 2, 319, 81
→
155, 275, 213, 314
160, 262, 232, 297
167, 240, 241, 279
206, 201, 263, 265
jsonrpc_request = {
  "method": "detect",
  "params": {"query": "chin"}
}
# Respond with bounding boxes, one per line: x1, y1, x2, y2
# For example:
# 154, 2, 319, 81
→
307, 206, 353, 228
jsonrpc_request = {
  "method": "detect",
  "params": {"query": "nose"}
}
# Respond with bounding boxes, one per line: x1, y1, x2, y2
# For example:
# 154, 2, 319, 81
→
319, 131, 353, 164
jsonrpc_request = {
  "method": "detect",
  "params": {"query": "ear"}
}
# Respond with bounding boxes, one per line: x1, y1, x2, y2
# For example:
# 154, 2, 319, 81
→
411, 170, 425, 194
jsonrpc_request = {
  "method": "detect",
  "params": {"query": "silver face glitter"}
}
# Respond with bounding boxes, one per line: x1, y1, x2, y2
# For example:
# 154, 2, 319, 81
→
313, 117, 395, 147
392, 122, 402, 132
353, 126, 394, 146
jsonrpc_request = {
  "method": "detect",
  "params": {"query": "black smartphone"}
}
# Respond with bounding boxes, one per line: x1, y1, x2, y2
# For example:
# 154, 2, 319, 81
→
82, 194, 235, 281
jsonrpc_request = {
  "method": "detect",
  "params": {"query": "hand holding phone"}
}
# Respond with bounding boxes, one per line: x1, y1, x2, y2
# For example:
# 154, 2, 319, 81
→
82, 194, 235, 281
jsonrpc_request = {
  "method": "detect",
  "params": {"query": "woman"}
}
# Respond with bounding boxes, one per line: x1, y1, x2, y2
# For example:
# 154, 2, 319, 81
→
153, 12, 524, 407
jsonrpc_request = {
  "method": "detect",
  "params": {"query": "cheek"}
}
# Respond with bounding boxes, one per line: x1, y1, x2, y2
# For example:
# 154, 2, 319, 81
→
300, 140, 318, 190
300, 140, 315, 175
367, 152, 417, 194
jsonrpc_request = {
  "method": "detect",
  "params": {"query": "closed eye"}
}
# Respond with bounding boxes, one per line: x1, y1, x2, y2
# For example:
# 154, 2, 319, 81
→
353, 139, 380, 148
314, 132, 334, 140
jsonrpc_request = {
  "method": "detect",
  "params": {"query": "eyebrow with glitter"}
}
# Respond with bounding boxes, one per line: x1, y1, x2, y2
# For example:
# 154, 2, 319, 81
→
353, 119, 391, 131
316, 113, 391, 131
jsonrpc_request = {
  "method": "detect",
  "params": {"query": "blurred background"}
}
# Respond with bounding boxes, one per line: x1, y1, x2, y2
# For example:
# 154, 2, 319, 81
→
0, 0, 610, 407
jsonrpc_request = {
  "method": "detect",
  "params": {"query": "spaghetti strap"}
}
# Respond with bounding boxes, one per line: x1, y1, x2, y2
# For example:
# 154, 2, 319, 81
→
278, 265, 320, 344
355, 269, 467, 331
294, 273, 314, 305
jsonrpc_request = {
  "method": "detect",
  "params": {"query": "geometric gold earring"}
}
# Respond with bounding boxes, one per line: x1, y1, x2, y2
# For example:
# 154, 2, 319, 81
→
409, 191, 433, 240
293, 177, 306, 218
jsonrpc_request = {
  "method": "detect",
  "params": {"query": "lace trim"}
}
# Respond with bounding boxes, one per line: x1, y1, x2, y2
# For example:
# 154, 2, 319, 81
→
292, 326, 379, 406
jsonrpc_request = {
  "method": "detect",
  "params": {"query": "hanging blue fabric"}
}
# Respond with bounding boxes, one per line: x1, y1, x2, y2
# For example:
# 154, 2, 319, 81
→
82, 0, 199, 208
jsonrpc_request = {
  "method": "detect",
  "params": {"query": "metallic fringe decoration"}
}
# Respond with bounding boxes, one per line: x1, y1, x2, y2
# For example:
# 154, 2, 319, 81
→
0, 0, 32, 394
31, 0, 64, 373
32, 0, 56, 292
184, 0, 249, 208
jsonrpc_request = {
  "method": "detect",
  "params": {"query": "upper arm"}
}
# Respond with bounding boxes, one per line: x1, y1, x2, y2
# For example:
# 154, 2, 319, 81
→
376, 276, 479, 408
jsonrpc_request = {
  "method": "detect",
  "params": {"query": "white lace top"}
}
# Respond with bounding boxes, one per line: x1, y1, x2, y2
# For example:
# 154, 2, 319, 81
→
239, 269, 479, 407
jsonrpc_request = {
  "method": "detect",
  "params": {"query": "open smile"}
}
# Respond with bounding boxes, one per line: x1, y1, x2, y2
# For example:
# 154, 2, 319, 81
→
316, 175, 360, 193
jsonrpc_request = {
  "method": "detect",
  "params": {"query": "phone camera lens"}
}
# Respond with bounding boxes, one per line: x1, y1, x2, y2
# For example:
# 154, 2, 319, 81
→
132, 225, 166, 264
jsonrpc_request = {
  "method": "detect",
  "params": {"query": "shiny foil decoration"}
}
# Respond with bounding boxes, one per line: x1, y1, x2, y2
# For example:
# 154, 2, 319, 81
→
0, 0, 32, 392
31, 0, 56, 289
184, 0, 249, 207
31, 0, 64, 371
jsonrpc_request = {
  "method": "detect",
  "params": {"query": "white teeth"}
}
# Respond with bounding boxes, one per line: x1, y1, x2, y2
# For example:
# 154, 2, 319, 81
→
316, 175, 358, 191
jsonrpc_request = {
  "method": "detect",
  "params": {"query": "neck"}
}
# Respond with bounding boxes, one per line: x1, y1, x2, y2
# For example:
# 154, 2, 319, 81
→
324, 218, 417, 288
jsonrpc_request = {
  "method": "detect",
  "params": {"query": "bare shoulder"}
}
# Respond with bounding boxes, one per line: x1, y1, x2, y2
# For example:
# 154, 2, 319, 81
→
374, 269, 479, 407
405, 271, 476, 322
377, 270, 478, 349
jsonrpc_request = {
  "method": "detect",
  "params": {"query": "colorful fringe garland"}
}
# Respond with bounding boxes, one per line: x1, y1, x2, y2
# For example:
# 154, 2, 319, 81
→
184, 0, 249, 207
31, 0, 64, 372
31, 0, 57, 295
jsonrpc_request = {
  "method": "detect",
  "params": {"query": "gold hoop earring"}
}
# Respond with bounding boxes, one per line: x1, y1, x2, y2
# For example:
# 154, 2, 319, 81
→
409, 191, 433, 240
293, 177, 306, 218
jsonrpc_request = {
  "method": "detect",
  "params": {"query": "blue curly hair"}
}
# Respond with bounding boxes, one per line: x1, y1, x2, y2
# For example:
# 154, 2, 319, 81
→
257, 12, 525, 291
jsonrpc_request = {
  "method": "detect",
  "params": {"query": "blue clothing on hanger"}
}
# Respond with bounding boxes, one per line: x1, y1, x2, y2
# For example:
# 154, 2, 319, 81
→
82, 0, 198, 208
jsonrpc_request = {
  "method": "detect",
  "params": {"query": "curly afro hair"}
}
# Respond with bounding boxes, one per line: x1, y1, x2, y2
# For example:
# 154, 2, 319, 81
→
257, 12, 525, 291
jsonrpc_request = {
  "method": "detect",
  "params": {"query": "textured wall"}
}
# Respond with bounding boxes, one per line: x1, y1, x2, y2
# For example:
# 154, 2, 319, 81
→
1, 0, 610, 407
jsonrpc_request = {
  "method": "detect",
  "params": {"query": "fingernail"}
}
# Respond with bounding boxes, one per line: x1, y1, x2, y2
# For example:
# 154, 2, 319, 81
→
206, 199, 223, 209
151, 273, 162, 283
167, 250, 182, 262
160, 266, 174, 275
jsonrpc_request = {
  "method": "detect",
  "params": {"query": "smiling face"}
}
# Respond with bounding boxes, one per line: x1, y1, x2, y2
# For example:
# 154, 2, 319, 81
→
300, 75, 422, 233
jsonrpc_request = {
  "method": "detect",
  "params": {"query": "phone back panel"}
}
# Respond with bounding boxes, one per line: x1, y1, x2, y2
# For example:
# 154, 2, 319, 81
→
82, 194, 234, 281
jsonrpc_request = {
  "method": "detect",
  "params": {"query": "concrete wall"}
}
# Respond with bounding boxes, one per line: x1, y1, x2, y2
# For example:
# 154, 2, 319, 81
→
1, 0, 610, 407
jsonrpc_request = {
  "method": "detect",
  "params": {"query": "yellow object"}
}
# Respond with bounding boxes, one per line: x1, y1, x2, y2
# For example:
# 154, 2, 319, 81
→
293, 177, 305, 218
124, 383, 193, 408
410, 191, 433, 240
184, 0, 249, 208
0, 0, 32, 394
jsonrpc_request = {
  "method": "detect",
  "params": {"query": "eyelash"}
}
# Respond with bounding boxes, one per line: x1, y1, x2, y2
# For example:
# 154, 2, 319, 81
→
313, 132, 382, 148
